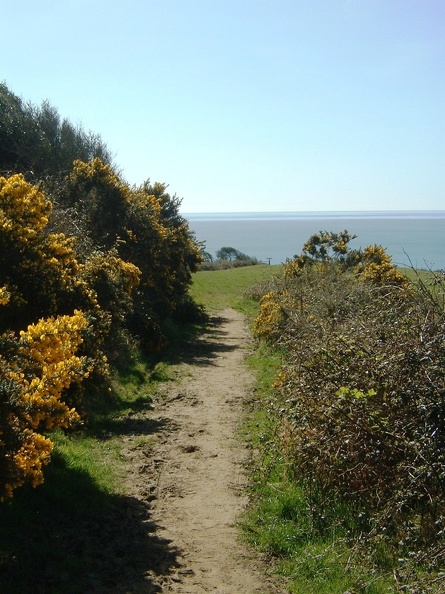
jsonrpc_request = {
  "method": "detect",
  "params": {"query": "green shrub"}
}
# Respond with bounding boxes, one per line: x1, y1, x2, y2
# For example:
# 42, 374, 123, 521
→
252, 232, 445, 585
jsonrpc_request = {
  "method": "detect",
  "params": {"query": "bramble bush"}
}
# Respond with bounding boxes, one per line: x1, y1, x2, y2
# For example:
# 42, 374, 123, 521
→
252, 231, 445, 582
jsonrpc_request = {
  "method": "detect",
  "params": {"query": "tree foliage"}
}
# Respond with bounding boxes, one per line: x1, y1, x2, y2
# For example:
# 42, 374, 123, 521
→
198, 246, 259, 270
216, 247, 241, 261
215, 246, 255, 262
0, 82, 111, 179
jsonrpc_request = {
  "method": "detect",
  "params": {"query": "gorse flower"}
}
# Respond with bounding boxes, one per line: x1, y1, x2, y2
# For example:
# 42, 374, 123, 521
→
0, 174, 51, 241
0, 287, 10, 305
0, 311, 90, 499
0, 162, 201, 499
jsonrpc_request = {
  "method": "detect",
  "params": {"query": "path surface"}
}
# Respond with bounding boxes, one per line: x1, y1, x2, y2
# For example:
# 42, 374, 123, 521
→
121, 308, 283, 593
0, 308, 285, 593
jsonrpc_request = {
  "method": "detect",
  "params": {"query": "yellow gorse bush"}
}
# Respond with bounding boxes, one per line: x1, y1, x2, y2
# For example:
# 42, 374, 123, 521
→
0, 311, 91, 499
0, 161, 202, 498
356, 244, 409, 288
70, 157, 126, 196
0, 173, 51, 241
254, 291, 284, 338
0, 174, 108, 499
83, 251, 141, 297
0, 173, 84, 325
65, 158, 202, 345
13, 431, 53, 491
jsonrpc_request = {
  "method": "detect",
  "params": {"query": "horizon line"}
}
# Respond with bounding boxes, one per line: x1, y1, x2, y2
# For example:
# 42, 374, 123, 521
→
181, 209, 445, 215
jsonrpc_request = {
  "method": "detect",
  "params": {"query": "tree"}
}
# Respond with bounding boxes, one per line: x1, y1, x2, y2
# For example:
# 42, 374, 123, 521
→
216, 247, 243, 261
0, 83, 40, 173
0, 82, 112, 180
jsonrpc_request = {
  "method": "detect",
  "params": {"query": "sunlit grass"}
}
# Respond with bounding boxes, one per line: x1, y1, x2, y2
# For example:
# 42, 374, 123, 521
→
50, 430, 121, 494
189, 264, 280, 313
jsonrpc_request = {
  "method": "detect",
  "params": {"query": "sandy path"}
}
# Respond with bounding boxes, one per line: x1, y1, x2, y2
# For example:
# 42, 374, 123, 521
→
0, 308, 284, 593
121, 308, 283, 593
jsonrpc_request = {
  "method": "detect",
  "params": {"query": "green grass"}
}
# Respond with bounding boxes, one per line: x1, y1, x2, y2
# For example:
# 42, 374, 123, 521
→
400, 266, 445, 310
242, 472, 395, 593
189, 264, 280, 313
243, 480, 368, 592
0, 430, 123, 592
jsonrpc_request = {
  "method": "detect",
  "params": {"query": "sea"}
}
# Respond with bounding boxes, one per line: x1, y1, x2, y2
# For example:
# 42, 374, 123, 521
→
184, 211, 445, 270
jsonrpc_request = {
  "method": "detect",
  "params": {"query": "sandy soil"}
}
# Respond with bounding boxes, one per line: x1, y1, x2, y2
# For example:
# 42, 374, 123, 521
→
120, 308, 284, 593
1, 308, 286, 593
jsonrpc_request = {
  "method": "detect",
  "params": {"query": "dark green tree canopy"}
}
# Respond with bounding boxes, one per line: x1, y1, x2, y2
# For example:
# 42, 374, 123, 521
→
0, 82, 112, 180
216, 246, 251, 261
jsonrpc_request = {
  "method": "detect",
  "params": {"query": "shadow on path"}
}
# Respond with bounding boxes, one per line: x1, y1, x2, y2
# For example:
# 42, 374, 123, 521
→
166, 312, 245, 367
0, 312, 242, 593
0, 450, 181, 593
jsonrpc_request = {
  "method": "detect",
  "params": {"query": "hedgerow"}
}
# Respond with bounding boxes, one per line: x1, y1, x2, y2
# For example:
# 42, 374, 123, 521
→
252, 231, 445, 587
0, 86, 203, 498
63, 158, 202, 347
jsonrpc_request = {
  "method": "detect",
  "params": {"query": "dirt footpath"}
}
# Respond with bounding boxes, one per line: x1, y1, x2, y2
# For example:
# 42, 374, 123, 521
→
121, 308, 283, 593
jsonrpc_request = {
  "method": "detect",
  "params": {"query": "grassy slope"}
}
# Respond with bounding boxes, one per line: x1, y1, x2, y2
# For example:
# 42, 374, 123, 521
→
188, 264, 280, 313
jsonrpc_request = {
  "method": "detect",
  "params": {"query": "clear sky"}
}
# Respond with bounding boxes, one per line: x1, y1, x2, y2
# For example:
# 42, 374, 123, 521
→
1, 0, 444, 212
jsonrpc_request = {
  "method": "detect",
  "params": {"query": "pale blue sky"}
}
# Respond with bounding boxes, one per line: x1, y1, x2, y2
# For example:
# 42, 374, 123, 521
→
1, 1, 444, 212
